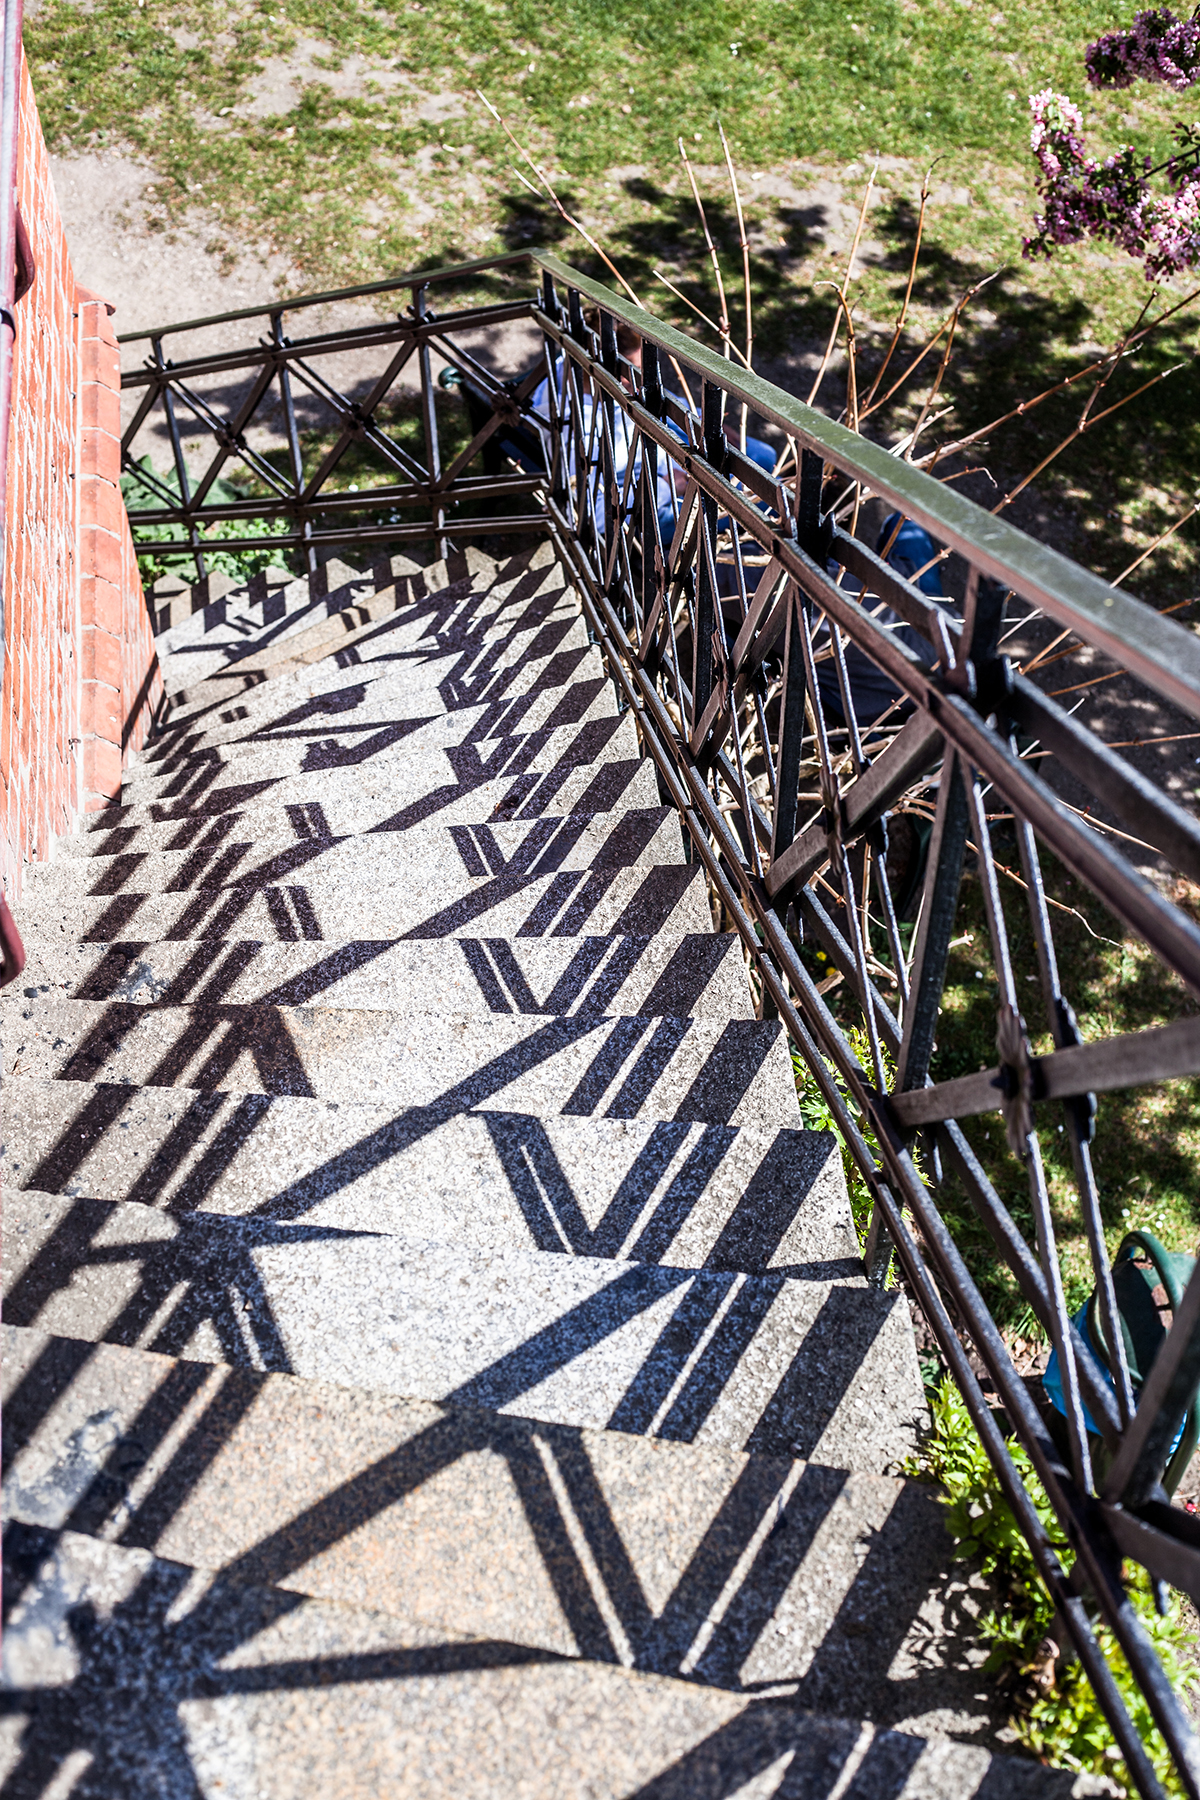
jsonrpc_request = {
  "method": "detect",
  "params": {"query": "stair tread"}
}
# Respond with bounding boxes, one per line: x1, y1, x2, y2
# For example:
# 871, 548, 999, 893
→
140, 626, 602, 765
14, 860, 712, 944
1, 995, 799, 1126
77, 750, 662, 847
24, 806, 685, 900
4, 1192, 918, 1468
2, 1324, 952, 1710
124, 680, 618, 796
2, 1522, 1066, 1799
158, 548, 564, 702
65, 759, 665, 854
154, 544, 500, 662
148, 552, 388, 635
3, 1076, 855, 1274
111, 714, 645, 821
10, 929, 755, 1020
2, 539, 1013, 1783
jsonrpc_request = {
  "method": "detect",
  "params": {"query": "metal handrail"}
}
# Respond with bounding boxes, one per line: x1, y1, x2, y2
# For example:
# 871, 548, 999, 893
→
120, 251, 1200, 1793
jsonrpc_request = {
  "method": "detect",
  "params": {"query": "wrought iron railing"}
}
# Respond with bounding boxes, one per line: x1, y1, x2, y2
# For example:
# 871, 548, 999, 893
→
120, 251, 1200, 1795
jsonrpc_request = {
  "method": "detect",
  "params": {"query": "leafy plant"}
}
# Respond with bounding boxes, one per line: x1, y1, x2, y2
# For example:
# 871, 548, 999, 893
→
121, 455, 291, 586
790, 1026, 891, 1257
910, 1374, 1200, 1792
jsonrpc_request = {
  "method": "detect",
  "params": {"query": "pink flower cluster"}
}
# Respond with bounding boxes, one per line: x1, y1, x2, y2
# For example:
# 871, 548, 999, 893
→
1024, 85, 1200, 278
1085, 7, 1200, 90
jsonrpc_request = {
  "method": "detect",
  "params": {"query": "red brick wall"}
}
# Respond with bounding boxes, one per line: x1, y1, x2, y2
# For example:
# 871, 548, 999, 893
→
0, 51, 158, 902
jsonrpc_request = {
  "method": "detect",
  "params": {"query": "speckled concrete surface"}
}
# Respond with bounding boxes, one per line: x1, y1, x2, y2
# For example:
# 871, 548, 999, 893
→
3, 1194, 918, 1467
99, 712, 646, 831
60, 756, 666, 857
74, 746, 664, 849
160, 549, 574, 707
137, 628, 604, 767
13, 856, 711, 944
23, 806, 682, 905
2, 539, 1023, 1785
11, 929, 753, 1020
145, 605, 602, 770
3, 1329, 971, 1734
3, 1081, 855, 1275
156, 545, 504, 671
151, 550, 414, 641
1, 1526, 1090, 1797
154, 543, 517, 661
1, 998, 797, 1125
156, 568, 585, 702
118, 677, 617, 799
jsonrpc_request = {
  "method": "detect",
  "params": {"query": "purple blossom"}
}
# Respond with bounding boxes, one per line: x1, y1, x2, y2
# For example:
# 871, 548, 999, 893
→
1085, 8, 1200, 90
1024, 80, 1200, 278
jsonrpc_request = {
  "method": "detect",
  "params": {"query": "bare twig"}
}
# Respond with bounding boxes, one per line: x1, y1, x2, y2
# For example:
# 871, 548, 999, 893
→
652, 268, 753, 369
719, 120, 754, 449
808, 164, 876, 409
992, 363, 1187, 519
679, 137, 732, 361
479, 92, 642, 304
861, 163, 938, 412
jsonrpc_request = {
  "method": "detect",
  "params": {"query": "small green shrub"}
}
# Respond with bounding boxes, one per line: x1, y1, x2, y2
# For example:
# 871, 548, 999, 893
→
121, 455, 291, 587
910, 1374, 1199, 1793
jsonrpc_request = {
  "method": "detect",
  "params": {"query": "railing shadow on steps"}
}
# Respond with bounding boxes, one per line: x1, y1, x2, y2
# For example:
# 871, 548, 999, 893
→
116, 248, 1200, 1795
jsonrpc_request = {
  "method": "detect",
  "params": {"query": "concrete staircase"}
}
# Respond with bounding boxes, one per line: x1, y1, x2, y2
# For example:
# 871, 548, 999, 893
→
1, 542, 1088, 1796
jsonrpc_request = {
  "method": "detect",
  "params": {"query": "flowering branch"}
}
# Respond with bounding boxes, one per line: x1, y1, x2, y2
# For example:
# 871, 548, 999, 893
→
1026, 10, 1200, 279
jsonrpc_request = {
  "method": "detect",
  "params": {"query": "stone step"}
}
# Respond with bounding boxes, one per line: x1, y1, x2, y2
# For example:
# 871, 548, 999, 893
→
24, 806, 682, 906
123, 679, 618, 801
141, 622, 602, 768
1, 998, 797, 1126
3, 1325, 955, 1712
154, 545, 533, 659
1, 1336, 1026, 1768
15, 928, 752, 1021
148, 553, 394, 636
155, 546, 498, 677
4, 1078, 853, 1277
67, 755, 666, 855
159, 547, 565, 707
3, 1193, 917, 1470
15, 855, 709, 945
152, 550, 453, 646
0, 1523, 1065, 1800
157, 577, 580, 738
111, 714, 645, 826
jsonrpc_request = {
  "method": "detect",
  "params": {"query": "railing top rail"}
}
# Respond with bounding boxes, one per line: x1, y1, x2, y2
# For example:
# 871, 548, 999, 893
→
116, 247, 535, 346
532, 251, 1200, 728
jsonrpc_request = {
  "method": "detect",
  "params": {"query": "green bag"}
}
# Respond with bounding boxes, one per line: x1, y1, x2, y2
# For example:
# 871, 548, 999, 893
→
1085, 1232, 1200, 1497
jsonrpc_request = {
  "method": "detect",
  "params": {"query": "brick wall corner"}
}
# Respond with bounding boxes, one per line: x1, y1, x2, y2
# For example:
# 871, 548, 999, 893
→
75, 284, 160, 812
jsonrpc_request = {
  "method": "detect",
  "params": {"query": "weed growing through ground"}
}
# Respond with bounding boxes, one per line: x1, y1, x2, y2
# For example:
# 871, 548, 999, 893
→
909, 1374, 1199, 1792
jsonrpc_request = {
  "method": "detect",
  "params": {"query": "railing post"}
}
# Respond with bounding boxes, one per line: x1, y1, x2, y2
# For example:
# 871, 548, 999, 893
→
154, 334, 207, 581
540, 270, 568, 515
692, 379, 725, 727
272, 310, 316, 577
638, 338, 664, 657
414, 284, 447, 562
599, 310, 620, 581
796, 444, 823, 561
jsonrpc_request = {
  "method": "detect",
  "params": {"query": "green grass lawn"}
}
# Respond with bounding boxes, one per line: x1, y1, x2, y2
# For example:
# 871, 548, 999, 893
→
29, 0, 1200, 579
25, 0, 1190, 294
